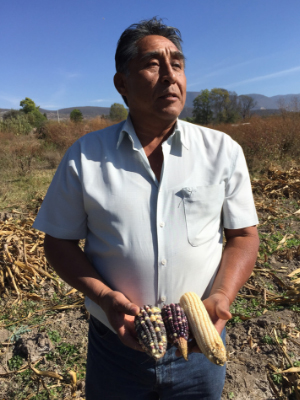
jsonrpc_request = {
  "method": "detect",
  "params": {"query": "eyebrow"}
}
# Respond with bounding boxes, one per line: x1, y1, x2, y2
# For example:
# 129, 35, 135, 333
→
140, 50, 186, 63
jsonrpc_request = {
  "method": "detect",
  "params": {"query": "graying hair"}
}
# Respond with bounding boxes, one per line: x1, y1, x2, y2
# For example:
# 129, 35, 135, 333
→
115, 17, 184, 105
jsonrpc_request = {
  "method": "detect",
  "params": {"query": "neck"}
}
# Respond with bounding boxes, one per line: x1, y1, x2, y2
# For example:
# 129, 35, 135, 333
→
129, 112, 177, 148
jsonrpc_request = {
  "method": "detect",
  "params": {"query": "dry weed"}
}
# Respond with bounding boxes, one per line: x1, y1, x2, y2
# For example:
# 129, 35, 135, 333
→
212, 113, 300, 174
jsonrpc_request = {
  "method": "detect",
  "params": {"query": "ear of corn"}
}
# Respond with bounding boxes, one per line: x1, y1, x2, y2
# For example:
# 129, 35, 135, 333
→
161, 303, 189, 361
134, 305, 167, 359
179, 292, 226, 366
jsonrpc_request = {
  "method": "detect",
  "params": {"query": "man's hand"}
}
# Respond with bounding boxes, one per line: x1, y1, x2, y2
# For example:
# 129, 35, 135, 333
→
175, 292, 231, 356
176, 226, 259, 357
203, 292, 232, 335
99, 290, 144, 352
43, 236, 145, 352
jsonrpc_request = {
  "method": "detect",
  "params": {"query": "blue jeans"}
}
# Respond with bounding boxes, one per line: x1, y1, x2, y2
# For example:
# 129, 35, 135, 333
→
86, 315, 226, 399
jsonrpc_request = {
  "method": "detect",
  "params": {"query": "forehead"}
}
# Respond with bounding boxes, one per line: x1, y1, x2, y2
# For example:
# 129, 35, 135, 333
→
135, 35, 180, 58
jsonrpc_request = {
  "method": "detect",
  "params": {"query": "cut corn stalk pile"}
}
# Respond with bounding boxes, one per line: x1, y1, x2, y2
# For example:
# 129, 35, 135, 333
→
252, 167, 300, 200
0, 216, 84, 309
0, 216, 86, 400
1, 216, 54, 303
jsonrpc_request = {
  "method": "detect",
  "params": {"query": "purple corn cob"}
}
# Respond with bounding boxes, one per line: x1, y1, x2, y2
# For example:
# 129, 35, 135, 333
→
161, 303, 189, 360
134, 305, 167, 360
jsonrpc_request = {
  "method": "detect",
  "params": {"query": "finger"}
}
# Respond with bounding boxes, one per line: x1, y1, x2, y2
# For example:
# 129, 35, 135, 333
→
114, 301, 140, 316
124, 302, 140, 316
118, 329, 144, 352
188, 338, 201, 354
216, 306, 232, 320
175, 348, 181, 357
215, 298, 232, 320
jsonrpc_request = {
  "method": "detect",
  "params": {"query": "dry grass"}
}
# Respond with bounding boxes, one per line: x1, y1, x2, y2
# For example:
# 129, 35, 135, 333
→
210, 112, 300, 174
0, 117, 116, 213
1, 113, 300, 213
40, 118, 114, 150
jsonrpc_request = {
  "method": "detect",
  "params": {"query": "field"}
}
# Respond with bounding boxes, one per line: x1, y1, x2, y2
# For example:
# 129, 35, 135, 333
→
1, 113, 300, 399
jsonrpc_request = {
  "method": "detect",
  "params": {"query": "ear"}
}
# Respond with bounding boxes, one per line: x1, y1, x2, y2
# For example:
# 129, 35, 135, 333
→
114, 72, 128, 96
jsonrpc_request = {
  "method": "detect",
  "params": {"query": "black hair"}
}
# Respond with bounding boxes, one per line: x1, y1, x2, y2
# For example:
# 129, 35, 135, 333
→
115, 17, 184, 105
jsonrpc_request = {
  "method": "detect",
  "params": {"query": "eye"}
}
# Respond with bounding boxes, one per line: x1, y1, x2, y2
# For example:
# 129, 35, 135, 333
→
148, 61, 159, 67
172, 61, 182, 69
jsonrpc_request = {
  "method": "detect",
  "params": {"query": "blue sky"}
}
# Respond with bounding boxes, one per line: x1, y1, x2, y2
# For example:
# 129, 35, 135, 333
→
1, 0, 299, 110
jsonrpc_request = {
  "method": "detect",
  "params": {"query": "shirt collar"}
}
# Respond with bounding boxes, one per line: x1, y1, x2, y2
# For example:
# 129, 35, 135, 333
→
116, 115, 189, 150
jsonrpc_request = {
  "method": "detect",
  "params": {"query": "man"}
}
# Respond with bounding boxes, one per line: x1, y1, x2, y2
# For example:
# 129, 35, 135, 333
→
33, 17, 259, 399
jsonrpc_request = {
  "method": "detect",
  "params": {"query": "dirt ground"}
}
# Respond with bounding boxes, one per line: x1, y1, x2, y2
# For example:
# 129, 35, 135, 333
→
1, 167, 300, 399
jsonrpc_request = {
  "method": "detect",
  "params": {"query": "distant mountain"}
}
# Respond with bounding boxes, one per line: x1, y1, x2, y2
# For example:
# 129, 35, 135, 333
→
184, 92, 300, 110
245, 94, 300, 110
1, 92, 299, 121
0, 106, 111, 120
39, 106, 111, 120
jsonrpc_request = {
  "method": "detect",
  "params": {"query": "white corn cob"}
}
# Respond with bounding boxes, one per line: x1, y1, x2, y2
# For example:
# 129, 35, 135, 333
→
179, 292, 226, 366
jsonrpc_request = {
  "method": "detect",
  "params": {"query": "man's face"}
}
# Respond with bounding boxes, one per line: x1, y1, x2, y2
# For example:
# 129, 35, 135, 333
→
116, 35, 186, 123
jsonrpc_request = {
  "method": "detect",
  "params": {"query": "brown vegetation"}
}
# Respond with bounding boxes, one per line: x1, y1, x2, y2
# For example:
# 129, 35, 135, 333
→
1, 112, 299, 212
212, 112, 300, 175
0, 117, 115, 211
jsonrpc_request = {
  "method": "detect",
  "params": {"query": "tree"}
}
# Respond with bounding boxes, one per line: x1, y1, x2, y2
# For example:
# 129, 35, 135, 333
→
223, 91, 240, 123
20, 97, 38, 114
238, 95, 257, 120
210, 88, 233, 123
70, 109, 83, 123
19, 97, 47, 128
193, 89, 240, 125
192, 89, 213, 125
109, 103, 128, 121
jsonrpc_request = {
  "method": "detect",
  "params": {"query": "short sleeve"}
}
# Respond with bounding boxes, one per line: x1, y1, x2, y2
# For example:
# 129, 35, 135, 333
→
33, 143, 87, 239
222, 144, 259, 229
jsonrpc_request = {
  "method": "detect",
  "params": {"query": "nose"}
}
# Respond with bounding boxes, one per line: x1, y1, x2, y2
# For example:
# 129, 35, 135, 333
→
160, 61, 176, 84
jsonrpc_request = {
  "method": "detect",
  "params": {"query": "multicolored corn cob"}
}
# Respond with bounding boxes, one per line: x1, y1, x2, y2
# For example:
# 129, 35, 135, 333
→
180, 292, 227, 366
134, 305, 167, 360
161, 303, 189, 361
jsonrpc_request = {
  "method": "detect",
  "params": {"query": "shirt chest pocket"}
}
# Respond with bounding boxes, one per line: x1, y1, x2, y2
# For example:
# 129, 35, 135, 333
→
182, 183, 225, 246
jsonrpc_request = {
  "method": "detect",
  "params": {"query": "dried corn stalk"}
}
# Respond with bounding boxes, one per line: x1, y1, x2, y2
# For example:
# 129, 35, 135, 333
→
0, 216, 59, 300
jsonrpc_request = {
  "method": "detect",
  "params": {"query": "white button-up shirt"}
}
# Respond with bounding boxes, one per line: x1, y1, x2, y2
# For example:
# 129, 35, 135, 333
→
33, 117, 258, 331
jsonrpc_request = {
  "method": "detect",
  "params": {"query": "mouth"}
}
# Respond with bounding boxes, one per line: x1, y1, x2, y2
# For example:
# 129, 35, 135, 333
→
159, 93, 179, 100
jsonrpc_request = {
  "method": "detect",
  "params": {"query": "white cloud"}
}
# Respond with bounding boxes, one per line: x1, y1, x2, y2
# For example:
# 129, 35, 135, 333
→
187, 59, 256, 88
66, 72, 81, 79
225, 66, 300, 88
90, 99, 112, 103
0, 93, 21, 108
187, 53, 283, 89
56, 69, 81, 79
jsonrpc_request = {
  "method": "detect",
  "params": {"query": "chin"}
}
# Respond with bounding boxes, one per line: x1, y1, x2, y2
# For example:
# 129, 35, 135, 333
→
158, 106, 183, 120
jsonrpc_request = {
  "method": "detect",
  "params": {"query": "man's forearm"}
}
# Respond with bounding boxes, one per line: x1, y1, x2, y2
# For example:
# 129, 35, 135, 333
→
44, 234, 142, 350
44, 234, 112, 306
210, 226, 260, 304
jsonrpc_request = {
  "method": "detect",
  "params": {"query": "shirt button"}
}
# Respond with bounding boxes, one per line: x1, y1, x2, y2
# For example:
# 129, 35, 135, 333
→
161, 259, 167, 265
161, 296, 166, 302
160, 222, 165, 227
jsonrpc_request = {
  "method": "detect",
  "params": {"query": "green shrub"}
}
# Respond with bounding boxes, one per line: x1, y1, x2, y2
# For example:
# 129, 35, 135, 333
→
70, 109, 83, 122
0, 114, 32, 135
109, 103, 128, 121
